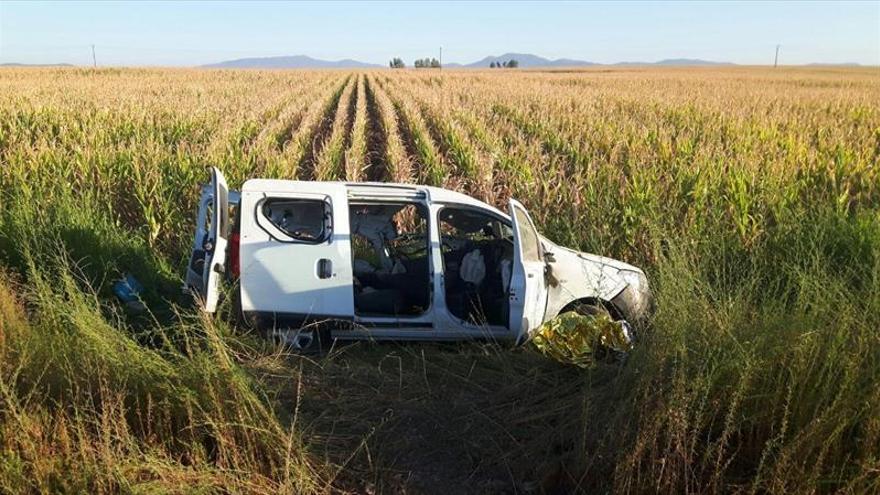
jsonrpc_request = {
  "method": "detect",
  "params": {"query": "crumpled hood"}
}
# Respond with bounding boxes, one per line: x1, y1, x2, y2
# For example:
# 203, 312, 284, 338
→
542, 237, 644, 275
539, 236, 652, 325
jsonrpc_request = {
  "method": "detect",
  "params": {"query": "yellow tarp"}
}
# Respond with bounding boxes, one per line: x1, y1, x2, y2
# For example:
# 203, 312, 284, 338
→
532, 312, 632, 368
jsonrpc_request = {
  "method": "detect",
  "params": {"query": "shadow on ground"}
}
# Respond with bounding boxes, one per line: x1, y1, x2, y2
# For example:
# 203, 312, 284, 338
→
261, 341, 628, 494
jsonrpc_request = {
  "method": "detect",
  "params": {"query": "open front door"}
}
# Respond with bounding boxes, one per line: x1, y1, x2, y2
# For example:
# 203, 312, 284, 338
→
508, 199, 549, 342
200, 167, 230, 313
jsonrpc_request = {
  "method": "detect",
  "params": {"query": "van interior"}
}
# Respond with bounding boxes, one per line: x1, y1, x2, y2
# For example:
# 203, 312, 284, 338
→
439, 208, 513, 327
350, 202, 431, 316
348, 202, 514, 326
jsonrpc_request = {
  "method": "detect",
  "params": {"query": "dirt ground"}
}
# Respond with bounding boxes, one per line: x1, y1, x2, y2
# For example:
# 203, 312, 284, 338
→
262, 341, 625, 494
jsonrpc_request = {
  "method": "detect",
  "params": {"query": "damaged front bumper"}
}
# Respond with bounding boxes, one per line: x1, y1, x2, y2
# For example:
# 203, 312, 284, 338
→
611, 270, 653, 328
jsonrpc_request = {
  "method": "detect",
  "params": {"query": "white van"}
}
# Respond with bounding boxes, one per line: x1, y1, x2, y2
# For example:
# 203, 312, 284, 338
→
186, 168, 651, 350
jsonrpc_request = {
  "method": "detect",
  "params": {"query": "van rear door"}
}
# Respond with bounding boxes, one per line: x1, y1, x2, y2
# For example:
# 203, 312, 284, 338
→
186, 167, 230, 313
184, 184, 212, 294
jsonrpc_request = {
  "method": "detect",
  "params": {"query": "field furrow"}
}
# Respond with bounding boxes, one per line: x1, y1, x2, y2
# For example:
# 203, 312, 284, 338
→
377, 76, 446, 186
279, 74, 349, 179
386, 75, 499, 199
344, 74, 369, 181
307, 75, 357, 181
247, 74, 335, 177
209, 80, 296, 171
365, 74, 410, 182
368, 74, 412, 183
360, 75, 387, 181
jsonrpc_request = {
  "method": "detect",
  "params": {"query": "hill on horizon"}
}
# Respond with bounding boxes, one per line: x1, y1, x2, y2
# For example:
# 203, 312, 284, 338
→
0, 62, 75, 67
616, 58, 735, 66
7, 54, 864, 69
445, 52, 600, 68
203, 54, 382, 69
204, 52, 736, 69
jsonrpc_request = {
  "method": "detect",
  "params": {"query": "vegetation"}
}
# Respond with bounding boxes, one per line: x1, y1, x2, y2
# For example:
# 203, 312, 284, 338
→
389, 57, 405, 69
344, 75, 369, 181
490, 59, 518, 68
313, 75, 357, 180
0, 66, 878, 493
413, 57, 441, 68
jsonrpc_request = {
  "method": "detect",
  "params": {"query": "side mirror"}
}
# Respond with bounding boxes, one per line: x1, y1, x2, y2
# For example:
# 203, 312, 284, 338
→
544, 251, 556, 263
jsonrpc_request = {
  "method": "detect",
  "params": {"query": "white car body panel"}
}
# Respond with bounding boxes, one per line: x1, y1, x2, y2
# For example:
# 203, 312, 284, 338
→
239, 180, 355, 318
540, 241, 634, 321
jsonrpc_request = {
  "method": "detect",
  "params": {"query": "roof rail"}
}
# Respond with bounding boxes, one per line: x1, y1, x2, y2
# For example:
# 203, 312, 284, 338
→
346, 183, 427, 201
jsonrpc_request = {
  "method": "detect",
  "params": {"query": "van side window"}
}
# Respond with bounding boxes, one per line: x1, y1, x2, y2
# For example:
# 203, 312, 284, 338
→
512, 207, 541, 262
261, 199, 328, 242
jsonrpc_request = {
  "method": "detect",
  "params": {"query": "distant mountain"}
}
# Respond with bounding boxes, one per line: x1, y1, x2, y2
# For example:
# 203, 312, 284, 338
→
204, 55, 382, 69
0, 63, 74, 67
455, 53, 599, 68
200, 53, 861, 70
805, 62, 862, 67
446, 53, 734, 68
618, 58, 734, 66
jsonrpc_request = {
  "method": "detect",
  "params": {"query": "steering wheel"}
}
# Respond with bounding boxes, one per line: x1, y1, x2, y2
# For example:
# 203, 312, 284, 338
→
441, 237, 454, 252
442, 237, 474, 254
388, 232, 427, 258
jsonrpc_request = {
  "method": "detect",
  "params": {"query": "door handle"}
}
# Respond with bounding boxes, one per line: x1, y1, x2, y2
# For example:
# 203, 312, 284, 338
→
317, 259, 333, 279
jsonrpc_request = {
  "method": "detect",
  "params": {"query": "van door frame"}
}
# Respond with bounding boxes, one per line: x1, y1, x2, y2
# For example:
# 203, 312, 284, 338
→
346, 186, 436, 338
430, 201, 514, 341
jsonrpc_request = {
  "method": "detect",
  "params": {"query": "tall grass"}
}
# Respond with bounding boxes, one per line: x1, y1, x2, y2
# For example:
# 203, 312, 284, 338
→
283, 76, 350, 179
604, 212, 880, 493
0, 66, 878, 492
0, 183, 323, 492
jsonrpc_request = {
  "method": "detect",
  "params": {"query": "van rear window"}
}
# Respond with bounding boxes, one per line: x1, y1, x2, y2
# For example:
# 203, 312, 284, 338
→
261, 199, 328, 242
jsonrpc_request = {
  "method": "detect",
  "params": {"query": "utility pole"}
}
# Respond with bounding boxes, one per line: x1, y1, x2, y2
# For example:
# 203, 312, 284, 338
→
774, 44, 780, 68
91, 44, 96, 68
439, 45, 444, 112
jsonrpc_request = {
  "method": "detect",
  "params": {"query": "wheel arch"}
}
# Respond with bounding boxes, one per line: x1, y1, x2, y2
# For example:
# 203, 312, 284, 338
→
557, 296, 625, 321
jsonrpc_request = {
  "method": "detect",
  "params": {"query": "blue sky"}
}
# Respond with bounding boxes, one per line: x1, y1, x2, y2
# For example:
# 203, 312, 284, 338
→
1, 1, 878, 66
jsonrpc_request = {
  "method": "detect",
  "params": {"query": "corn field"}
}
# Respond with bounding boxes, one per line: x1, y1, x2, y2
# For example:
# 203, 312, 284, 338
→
0, 67, 878, 493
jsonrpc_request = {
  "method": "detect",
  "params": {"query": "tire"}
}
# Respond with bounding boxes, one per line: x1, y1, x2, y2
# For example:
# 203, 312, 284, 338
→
275, 326, 331, 355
